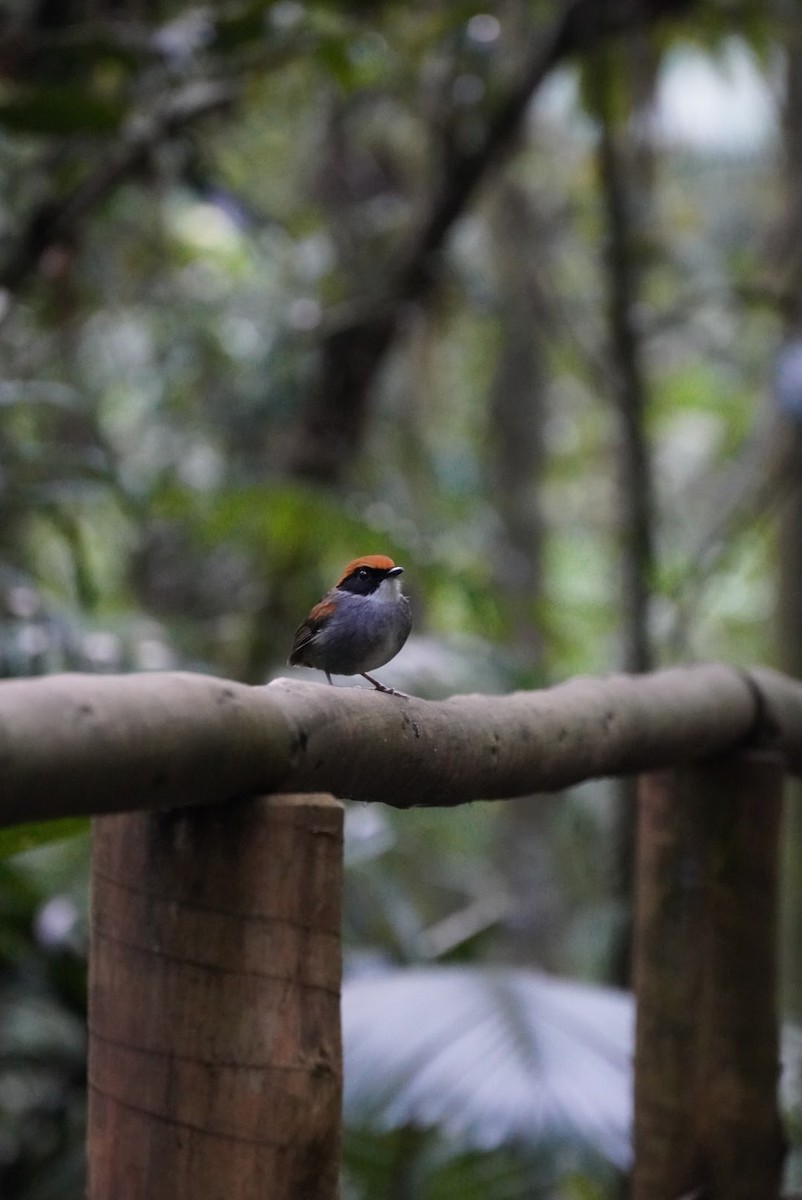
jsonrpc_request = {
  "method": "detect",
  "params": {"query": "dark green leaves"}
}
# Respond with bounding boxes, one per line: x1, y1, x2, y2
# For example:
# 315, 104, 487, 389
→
0, 87, 126, 135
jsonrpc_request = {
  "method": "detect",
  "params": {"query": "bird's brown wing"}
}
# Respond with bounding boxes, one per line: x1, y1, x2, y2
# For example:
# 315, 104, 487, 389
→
288, 599, 335, 664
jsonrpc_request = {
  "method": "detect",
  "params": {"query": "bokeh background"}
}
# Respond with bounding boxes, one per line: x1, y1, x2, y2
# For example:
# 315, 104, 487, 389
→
2, 1, 802, 1196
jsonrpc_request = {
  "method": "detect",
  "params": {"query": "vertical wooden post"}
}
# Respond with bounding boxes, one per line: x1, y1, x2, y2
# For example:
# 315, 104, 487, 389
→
87, 794, 343, 1200
633, 753, 785, 1200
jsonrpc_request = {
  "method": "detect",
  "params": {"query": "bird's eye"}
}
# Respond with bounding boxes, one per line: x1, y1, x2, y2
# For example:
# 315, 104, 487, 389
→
358, 568, 369, 579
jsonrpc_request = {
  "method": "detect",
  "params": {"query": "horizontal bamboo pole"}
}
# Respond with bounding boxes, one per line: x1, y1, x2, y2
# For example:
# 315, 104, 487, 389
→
0, 664, 800, 826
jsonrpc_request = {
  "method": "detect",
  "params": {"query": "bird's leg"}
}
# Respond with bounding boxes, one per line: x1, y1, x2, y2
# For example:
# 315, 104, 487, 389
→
361, 672, 407, 698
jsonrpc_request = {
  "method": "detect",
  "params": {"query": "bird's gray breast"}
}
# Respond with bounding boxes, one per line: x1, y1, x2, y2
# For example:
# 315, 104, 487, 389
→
323, 590, 411, 674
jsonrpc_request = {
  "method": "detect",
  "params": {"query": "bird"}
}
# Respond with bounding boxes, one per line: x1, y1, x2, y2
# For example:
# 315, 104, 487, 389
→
288, 554, 411, 694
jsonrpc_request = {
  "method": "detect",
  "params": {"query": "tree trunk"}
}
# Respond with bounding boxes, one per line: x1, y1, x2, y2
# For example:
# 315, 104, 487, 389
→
633, 754, 785, 1199
590, 35, 661, 990
87, 793, 343, 1200
485, 178, 557, 966
777, 1, 802, 1023
594, 40, 657, 679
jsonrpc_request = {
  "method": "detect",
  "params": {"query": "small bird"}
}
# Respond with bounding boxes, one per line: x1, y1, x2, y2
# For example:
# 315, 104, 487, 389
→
289, 554, 411, 694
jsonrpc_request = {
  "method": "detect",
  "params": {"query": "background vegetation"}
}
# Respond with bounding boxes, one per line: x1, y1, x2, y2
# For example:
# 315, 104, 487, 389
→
0, 0, 799, 1196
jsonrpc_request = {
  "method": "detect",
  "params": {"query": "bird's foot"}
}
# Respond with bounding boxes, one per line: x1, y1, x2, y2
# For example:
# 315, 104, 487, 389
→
361, 673, 409, 698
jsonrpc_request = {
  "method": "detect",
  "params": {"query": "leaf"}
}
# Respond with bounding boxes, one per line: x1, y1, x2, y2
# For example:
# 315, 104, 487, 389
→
0, 818, 90, 860
342, 965, 633, 1167
345, 965, 802, 1188
176, 481, 410, 572
315, 34, 359, 91
343, 1126, 590, 1200
0, 87, 126, 135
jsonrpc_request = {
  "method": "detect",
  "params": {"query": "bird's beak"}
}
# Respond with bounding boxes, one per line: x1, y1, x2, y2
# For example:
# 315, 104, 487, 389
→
387, 566, 404, 577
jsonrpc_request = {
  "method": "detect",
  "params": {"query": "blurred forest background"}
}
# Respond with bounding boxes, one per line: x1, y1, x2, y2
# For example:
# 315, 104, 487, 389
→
2, 0, 802, 1196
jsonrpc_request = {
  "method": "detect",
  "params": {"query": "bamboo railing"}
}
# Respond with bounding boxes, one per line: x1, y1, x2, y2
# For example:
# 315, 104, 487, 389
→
0, 663, 799, 1199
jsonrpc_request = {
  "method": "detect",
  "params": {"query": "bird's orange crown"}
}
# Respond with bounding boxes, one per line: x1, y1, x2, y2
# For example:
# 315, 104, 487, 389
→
337, 555, 397, 585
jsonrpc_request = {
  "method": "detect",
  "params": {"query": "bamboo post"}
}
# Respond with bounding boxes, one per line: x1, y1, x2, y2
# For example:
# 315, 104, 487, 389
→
87, 794, 343, 1200
632, 753, 785, 1199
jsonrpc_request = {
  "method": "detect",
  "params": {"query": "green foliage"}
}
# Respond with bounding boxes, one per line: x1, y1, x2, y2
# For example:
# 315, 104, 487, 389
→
0, 821, 89, 861
0, 88, 126, 135
343, 1127, 615, 1200
0, 841, 88, 1200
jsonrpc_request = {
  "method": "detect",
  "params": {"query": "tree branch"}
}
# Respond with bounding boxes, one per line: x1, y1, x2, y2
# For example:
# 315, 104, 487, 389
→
398, 0, 691, 297
0, 663, 798, 825
291, 0, 696, 480
0, 79, 237, 295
